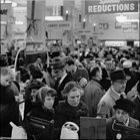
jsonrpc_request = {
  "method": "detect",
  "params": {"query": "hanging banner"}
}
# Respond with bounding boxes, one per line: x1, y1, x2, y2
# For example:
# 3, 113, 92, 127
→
27, 0, 46, 43
85, 0, 139, 15
0, 3, 12, 22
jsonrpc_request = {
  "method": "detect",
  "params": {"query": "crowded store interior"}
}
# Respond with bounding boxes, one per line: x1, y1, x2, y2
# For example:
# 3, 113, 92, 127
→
0, 0, 140, 139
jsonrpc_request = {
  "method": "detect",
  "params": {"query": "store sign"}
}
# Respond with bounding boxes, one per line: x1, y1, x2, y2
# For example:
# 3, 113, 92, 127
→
115, 21, 138, 32
0, 3, 12, 22
85, 0, 139, 14
46, 21, 71, 30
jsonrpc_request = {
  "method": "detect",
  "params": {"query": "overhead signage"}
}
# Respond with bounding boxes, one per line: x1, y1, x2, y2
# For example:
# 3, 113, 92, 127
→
85, 0, 139, 14
0, 3, 12, 22
115, 21, 138, 32
46, 21, 71, 30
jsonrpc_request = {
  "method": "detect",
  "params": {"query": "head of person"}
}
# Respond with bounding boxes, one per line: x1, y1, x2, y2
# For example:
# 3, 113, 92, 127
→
65, 57, 76, 73
113, 98, 135, 124
36, 57, 42, 64
30, 81, 44, 103
110, 70, 126, 93
28, 64, 43, 80
51, 57, 65, 80
90, 66, 102, 81
131, 62, 138, 72
39, 86, 56, 110
0, 67, 13, 87
62, 81, 82, 107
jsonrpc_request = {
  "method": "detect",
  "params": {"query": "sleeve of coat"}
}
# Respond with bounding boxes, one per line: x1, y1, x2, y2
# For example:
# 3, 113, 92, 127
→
91, 88, 104, 114
97, 100, 110, 118
54, 105, 67, 129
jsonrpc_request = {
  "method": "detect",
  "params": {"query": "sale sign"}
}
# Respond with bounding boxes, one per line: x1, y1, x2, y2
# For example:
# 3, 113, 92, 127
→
85, 0, 139, 15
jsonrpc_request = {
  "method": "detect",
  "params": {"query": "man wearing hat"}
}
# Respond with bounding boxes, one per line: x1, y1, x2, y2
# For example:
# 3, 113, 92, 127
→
51, 57, 73, 106
97, 70, 127, 118
106, 98, 140, 140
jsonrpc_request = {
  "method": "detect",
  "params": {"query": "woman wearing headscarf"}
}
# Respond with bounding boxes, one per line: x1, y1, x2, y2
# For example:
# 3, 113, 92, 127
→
54, 81, 88, 138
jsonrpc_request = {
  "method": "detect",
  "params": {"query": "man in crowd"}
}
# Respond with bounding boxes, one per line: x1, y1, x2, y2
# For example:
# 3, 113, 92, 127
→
84, 66, 105, 117
97, 69, 127, 118
65, 57, 89, 88
51, 57, 73, 106
106, 97, 140, 140
0, 67, 20, 137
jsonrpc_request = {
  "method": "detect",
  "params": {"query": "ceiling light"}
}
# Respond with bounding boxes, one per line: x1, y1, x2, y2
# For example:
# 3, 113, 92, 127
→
15, 21, 23, 25
45, 16, 63, 21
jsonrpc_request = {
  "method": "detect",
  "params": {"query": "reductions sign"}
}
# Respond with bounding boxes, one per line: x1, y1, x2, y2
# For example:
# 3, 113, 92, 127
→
85, 0, 139, 14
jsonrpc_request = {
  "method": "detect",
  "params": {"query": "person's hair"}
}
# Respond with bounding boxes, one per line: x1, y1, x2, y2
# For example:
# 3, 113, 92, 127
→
28, 64, 43, 79
66, 57, 75, 66
62, 81, 82, 97
39, 86, 57, 104
90, 66, 101, 77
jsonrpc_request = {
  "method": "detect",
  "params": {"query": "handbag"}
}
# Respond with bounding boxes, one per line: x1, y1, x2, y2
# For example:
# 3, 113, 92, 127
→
10, 122, 27, 139
26, 116, 54, 139
60, 122, 79, 140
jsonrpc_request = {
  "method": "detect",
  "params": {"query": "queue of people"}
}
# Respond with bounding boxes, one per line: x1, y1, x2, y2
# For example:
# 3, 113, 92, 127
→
0, 42, 140, 139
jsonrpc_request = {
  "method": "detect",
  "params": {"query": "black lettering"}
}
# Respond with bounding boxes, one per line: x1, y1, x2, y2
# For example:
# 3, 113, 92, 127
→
0, 9, 8, 15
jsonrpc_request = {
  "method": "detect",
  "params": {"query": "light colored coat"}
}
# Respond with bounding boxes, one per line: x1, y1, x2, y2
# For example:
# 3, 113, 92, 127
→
97, 87, 126, 118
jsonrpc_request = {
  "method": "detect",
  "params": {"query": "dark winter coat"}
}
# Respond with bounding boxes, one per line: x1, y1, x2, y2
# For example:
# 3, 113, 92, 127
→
54, 100, 88, 139
55, 100, 88, 128
25, 105, 55, 140
0, 84, 20, 137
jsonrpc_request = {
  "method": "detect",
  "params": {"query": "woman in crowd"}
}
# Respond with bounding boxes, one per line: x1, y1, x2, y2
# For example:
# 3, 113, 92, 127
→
24, 64, 45, 116
25, 86, 57, 139
54, 81, 88, 137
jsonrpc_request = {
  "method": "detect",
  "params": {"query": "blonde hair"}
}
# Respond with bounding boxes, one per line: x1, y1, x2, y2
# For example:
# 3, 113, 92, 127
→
0, 67, 14, 80
62, 81, 83, 97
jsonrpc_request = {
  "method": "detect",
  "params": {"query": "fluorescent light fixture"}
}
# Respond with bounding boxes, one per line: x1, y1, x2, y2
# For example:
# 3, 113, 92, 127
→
126, 19, 139, 22
45, 16, 63, 21
15, 21, 24, 25
12, 2, 17, 7
1, 21, 7, 24
116, 15, 139, 23
83, 18, 86, 22
66, 10, 69, 14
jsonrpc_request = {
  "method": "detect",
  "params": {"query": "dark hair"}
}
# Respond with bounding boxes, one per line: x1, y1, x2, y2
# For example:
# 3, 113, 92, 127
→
62, 81, 81, 97
39, 86, 57, 104
29, 64, 43, 79
90, 66, 100, 77
66, 57, 75, 65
